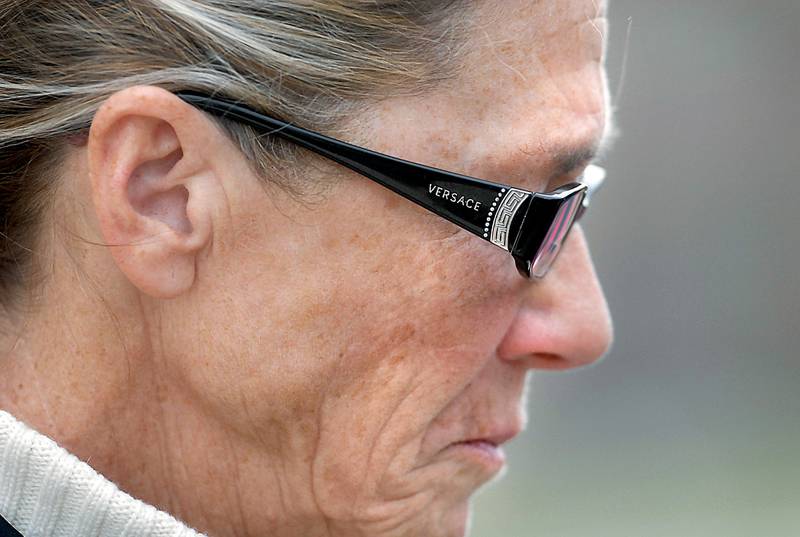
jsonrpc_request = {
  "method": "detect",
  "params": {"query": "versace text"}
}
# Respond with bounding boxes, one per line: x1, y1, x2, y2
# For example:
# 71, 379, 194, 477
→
428, 184, 482, 212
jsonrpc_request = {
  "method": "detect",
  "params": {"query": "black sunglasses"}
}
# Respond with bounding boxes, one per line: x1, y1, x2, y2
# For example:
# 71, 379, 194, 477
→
175, 91, 606, 279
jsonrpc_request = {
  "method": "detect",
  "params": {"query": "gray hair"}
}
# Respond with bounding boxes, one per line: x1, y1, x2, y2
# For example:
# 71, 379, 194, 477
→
0, 0, 471, 314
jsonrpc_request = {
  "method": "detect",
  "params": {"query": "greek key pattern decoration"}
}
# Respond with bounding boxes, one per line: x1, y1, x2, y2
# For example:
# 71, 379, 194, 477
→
488, 189, 529, 250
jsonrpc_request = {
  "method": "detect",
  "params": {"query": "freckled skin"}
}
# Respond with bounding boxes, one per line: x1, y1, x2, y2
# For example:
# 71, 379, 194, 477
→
0, 1, 612, 537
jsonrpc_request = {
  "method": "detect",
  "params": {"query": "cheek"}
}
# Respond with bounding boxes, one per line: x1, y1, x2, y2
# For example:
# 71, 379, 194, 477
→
312, 232, 509, 408
324, 228, 512, 373
302, 231, 519, 509
300, 187, 518, 379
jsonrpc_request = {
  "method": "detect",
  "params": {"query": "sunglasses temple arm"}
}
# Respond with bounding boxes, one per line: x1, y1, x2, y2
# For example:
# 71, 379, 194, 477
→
176, 93, 524, 246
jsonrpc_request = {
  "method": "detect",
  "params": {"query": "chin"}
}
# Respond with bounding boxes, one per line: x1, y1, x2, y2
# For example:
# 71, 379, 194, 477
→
410, 494, 473, 537
437, 499, 472, 537
346, 492, 475, 537
407, 464, 496, 537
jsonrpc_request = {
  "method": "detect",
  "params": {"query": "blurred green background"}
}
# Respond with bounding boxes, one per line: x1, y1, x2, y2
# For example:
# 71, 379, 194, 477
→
471, 1, 800, 536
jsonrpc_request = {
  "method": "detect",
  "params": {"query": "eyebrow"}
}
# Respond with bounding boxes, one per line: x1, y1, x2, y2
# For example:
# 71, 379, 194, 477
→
547, 120, 618, 183
552, 143, 600, 179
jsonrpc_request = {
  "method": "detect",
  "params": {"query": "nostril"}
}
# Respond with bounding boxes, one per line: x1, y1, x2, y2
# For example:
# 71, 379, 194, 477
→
524, 353, 584, 371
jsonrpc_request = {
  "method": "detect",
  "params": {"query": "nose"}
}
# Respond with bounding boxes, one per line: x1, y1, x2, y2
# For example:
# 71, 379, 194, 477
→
496, 226, 613, 370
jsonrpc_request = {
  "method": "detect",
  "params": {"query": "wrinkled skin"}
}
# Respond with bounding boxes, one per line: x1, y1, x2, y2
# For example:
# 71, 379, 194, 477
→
0, 1, 613, 536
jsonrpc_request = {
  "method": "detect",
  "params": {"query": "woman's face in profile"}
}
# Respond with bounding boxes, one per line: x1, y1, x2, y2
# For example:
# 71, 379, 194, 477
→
98, 1, 612, 536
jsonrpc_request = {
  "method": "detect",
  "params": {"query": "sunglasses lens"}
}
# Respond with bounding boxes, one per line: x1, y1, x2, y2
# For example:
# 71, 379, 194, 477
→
529, 190, 586, 278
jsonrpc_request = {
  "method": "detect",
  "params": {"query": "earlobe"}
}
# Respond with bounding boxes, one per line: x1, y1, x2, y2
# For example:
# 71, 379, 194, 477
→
88, 86, 215, 299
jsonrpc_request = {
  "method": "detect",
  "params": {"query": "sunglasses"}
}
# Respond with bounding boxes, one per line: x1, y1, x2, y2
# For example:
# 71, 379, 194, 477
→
175, 91, 606, 279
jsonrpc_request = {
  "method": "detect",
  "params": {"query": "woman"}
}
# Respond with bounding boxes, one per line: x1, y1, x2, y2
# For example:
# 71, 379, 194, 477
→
0, 0, 613, 536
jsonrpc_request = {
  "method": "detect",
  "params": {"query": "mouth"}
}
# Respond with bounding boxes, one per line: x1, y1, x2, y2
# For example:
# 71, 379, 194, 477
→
443, 439, 507, 474
441, 428, 519, 474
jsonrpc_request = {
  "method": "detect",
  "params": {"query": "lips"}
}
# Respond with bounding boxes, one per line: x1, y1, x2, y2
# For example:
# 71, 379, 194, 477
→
425, 418, 523, 475
445, 423, 521, 453
443, 438, 509, 473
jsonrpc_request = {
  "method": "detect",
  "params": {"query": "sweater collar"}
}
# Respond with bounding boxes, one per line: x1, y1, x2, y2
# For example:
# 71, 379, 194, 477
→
0, 410, 205, 537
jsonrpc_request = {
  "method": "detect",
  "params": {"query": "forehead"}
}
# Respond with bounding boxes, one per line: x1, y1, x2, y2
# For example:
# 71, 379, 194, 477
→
362, 0, 611, 187
468, 0, 608, 76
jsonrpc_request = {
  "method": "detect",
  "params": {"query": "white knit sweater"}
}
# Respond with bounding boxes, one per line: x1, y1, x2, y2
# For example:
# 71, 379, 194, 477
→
0, 411, 206, 537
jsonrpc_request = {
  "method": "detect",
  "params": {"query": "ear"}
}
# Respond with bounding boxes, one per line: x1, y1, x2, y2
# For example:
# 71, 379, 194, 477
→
88, 85, 220, 299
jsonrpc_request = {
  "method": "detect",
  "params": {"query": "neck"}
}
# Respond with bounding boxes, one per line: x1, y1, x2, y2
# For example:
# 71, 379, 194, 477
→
0, 284, 332, 537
